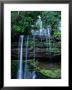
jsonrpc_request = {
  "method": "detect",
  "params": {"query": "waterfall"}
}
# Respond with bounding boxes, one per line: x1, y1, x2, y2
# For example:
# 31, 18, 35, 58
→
24, 35, 30, 79
17, 35, 24, 79
16, 16, 52, 79
46, 26, 51, 53
46, 36, 48, 52
36, 16, 42, 36
47, 26, 51, 38
48, 26, 51, 51
32, 35, 36, 79
33, 35, 35, 62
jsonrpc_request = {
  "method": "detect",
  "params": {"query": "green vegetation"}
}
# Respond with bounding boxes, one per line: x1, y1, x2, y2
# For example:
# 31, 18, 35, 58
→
11, 11, 61, 35
11, 60, 61, 79
37, 68, 61, 78
11, 11, 61, 79
30, 60, 61, 78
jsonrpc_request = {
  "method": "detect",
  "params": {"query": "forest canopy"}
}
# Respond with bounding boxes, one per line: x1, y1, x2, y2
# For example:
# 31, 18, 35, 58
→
11, 11, 61, 35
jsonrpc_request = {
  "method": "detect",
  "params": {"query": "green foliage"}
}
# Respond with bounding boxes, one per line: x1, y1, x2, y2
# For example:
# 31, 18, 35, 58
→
11, 11, 41, 34
11, 60, 61, 79
29, 60, 61, 78
11, 11, 61, 35
53, 31, 61, 41
35, 64, 61, 78
54, 31, 61, 37
42, 11, 61, 34
38, 68, 61, 78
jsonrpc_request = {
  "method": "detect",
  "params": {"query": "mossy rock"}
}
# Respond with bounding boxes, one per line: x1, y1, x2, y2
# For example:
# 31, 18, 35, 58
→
38, 68, 61, 78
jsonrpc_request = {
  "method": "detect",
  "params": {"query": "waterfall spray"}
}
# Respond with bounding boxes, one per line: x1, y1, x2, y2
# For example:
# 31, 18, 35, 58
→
24, 35, 29, 79
17, 35, 24, 79
32, 35, 36, 79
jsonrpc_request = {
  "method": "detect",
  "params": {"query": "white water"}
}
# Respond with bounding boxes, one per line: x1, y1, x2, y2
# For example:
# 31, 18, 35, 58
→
36, 16, 42, 36
24, 35, 30, 79
46, 26, 51, 52
32, 35, 36, 79
47, 26, 51, 38
17, 35, 37, 79
46, 36, 48, 52
17, 35, 24, 79
32, 71, 36, 79
33, 35, 35, 61
17, 16, 52, 79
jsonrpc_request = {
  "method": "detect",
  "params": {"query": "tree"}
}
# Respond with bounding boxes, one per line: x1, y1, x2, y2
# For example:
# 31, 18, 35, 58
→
41, 11, 61, 35
11, 11, 61, 36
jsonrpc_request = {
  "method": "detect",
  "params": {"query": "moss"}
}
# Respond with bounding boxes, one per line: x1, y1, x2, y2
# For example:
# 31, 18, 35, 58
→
36, 68, 61, 78
28, 60, 61, 78
11, 60, 61, 79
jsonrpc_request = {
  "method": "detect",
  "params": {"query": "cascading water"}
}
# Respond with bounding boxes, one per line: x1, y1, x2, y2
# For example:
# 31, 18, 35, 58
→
46, 25, 51, 55
47, 25, 51, 38
36, 16, 43, 36
46, 25, 51, 52
36, 16, 43, 56
17, 15, 51, 79
24, 35, 29, 79
47, 25, 51, 51
17, 35, 36, 79
32, 35, 36, 79
17, 35, 24, 79
46, 35, 48, 52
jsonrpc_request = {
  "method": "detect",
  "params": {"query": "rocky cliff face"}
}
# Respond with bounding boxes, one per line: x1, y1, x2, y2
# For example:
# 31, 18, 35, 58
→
11, 35, 61, 63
